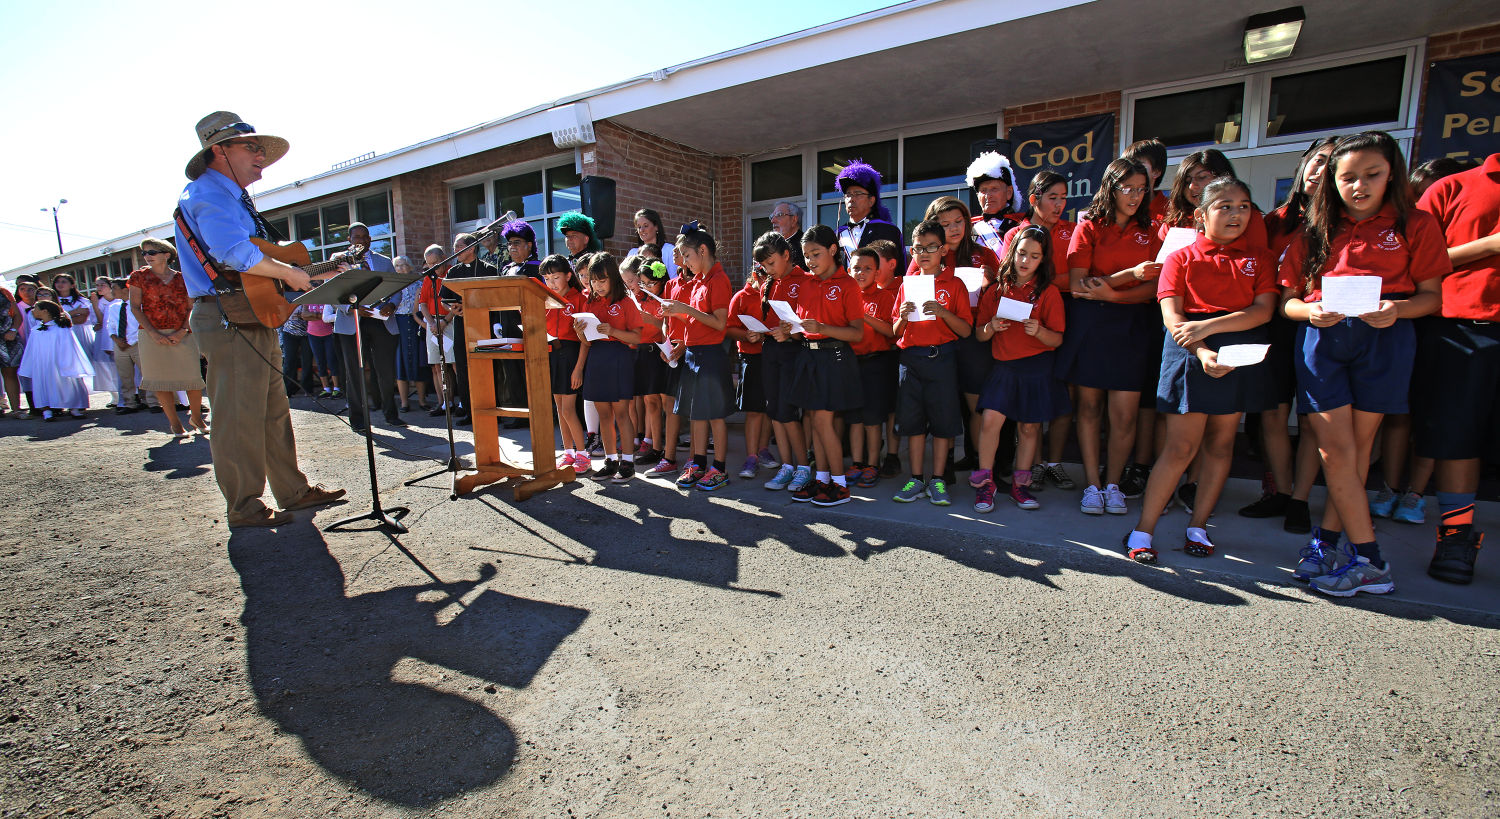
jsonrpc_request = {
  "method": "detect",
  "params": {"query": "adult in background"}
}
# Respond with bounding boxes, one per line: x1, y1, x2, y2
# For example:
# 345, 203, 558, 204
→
493, 221, 543, 425
278, 290, 316, 397
176, 110, 344, 527
106, 282, 151, 414
769, 202, 806, 270
439, 232, 497, 425
391, 255, 430, 412
626, 208, 678, 278
0, 284, 23, 416
835, 161, 905, 270
331, 222, 404, 433
416, 244, 457, 416
128, 237, 207, 438
89, 277, 122, 405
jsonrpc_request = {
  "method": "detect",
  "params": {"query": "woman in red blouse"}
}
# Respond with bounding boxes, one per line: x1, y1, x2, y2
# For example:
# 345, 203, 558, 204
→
128, 238, 206, 437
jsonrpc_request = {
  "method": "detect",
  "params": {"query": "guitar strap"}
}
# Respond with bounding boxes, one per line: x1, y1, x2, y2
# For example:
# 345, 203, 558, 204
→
173, 207, 262, 327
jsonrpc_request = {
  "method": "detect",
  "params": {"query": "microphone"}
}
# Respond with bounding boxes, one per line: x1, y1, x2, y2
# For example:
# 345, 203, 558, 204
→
477, 211, 520, 237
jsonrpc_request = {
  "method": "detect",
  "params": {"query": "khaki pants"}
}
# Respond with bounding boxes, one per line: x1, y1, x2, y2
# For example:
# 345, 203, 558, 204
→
190, 303, 312, 521
113, 343, 155, 407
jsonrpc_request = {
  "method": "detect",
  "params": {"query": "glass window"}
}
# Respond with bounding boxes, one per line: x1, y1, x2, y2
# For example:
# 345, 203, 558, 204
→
547, 163, 581, 213
321, 203, 350, 247
294, 211, 320, 252
817, 140, 897, 199
368, 238, 393, 257
1134, 83, 1245, 148
268, 218, 289, 240
903, 126, 996, 189
902, 189, 965, 239
547, 217, 563, 252
355, 194, 390, 236
751, 156, 802, 202
749, 216, 773, 244
453, 184, 485, 223
494, 171, 544, 219
1267, 57, 1406, 137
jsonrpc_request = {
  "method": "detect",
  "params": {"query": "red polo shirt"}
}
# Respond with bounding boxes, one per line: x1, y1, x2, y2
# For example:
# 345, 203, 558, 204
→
852, 282, 898, 355
662, 275, 690, 342
683, 263, 731, 346
584, 293, 642, 344
1263, 204, 1302, 259
1158, 234, 1280, 314
767, 266, 811, 310
1066, 218, 1163, 294
795, 268, 864, 341
1149, 191, 1170, 223
1277, 203, 1451, 302
1157, 208, 1269, 252
976, 278, 1065, 361
637, 294, 665, 345
1004, 219, 1077, 292
1417, 153, 1500, 320
727, 281, 765, 354
892, 270, 972, 348
546, 287, 586, 340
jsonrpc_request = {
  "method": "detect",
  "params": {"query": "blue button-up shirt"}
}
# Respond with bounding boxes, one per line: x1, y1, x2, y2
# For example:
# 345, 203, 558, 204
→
175, 169, 266, 298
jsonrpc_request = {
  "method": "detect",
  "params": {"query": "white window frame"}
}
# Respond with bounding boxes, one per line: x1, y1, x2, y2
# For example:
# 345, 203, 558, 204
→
266, 185, 395, 262
446, 152, 579, 258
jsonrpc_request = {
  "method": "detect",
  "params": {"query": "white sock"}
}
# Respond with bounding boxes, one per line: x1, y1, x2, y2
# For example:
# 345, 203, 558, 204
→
608, 453, 619, 462
1128, 530, 1153, 550
816, 470, 830, 483
1186, 527, 1212, 546
831, 475, 847, 487
643, 438, 653, 446
564, 448, 576, 458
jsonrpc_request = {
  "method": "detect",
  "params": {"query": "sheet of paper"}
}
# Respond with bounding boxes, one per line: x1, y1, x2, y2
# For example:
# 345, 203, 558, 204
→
954, 267, 987, 307
641, 288, 669, 304
657, 341, 679, 368
1216, 343, 1271, 367
571, 311, 608, 341
738, 313, 771, 333
902, 275, 937, 322
1320, 275, 1382, 316
1155, 227, 1198, 264
995, 297, 1034, 322
769, 299, 805, 333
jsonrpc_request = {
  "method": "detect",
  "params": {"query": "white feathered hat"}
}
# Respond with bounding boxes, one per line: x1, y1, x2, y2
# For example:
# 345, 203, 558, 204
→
965, 152, 1024, 213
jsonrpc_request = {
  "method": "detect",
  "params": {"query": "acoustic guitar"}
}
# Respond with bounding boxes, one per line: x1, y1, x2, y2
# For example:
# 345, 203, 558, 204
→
242, 240, 367, 328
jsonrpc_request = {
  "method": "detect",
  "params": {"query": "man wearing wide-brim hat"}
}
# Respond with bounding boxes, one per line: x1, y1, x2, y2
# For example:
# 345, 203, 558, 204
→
175, 111, 344, 528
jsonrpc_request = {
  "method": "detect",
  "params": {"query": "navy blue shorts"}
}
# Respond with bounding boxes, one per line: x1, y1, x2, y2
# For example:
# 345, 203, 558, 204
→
896, 343, 963, 439
956, 333, 993, 395
1156, 324, 1275, 416
737, 352, 767, 413
845, 350, 898, 426
549, 340, 581, 396
760, 339, 802, 424
635, 344, 673, 396
1053, 299, 1157, 392
674, 343, 733, 420
791, 341, 863, 412
1412, 318, 1500, 461
1295, 318, 1415, 415
582, 341, 635, 403
1265, 312, 1298, 407
978, 352, 1072, 424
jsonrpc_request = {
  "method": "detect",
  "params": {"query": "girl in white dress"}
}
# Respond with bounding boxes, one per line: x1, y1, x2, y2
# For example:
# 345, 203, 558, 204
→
17, 301, 93, 420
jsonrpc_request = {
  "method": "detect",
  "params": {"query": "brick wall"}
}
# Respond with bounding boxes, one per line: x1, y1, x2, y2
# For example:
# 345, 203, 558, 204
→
1003, 92, 1122, 132
1415, 22, 1500, 160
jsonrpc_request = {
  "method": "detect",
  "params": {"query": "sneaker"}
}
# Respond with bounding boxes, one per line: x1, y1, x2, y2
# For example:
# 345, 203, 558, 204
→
585, 432, 604, 457
791, 479, 821, 503
757, 447, 780, 471
1028, 463, 1047, 492
571, 453, 592, 474
764, 463, 796, 490
973, 480, 996, 513
1118, 463, 1149, 499
634, 440, 653, 460
675, 463, 706, 488
811, 482, 851, 507
1428, 524, 1483, 585
592, 460, 620, 482
856, 466, 879, 489
738, 456, 760, 479
1010, 482, 1040, 510
1292, 539, 1341, 582
645, 457, 677, 477
928, 478, 951, 506
1104, 484, 1127, 515
1175, 482, 1197, 516
1310, 555, 1395, 597
1283, 498, 1312, 535
1042, 463, 1075, 490
787, 465, 815, 494
1239, 491, 1289, 518
879, 453, 901, 479
1369, 484, 1399, 519
611, 460, 635, 483
843, 466, 864, 485
1080, 486, 1105, 515
1392, 492, 1426, 525
696, 467, 729, 491
557, 454, 574, 471
893, 478, 927, 503
1122, 532, 1158, 564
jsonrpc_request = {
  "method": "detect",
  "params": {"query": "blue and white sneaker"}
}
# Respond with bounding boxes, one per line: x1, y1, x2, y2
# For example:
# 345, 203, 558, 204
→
1369, 484, 1398, 519
787, 465, 815, 494
1392, 492, 1426, 525
764, 463, 795, 490
1293, 538, 1341, 582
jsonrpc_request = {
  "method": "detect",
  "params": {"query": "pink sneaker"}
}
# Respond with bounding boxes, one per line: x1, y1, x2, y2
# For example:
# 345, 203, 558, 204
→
572, 452, 591, 473
635, 440, 652, 459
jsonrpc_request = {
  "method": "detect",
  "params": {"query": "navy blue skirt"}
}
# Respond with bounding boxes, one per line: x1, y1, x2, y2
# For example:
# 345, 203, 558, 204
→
675, 343, 733, 420
395, 314, 425, 381
582, 341, 635, 403
761, 339, 802, 423
1157, 324, 1275, 415
737, 352, 766, 413
1054, 299, 1158, 392
635, 344, 673, 396
791, 341, 863, 412
978, 351, 1072, 423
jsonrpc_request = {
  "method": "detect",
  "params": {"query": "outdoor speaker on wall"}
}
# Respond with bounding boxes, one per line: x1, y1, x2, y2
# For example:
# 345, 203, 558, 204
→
581, 176, 617, 240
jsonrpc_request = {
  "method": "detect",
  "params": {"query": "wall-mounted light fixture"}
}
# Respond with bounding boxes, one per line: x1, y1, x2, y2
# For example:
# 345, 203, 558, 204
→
1245, 6, 1305, 64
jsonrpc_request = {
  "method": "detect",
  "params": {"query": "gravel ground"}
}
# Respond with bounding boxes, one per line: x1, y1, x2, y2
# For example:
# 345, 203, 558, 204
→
2, 398, 1497, 818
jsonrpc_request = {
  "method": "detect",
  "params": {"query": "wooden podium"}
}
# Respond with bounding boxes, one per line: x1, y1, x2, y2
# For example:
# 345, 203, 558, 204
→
442, 277, 575, 500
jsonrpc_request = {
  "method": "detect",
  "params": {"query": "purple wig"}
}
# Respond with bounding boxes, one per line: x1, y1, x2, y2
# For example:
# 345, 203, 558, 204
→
500, 219, 536, 245
834, 159, 893, 222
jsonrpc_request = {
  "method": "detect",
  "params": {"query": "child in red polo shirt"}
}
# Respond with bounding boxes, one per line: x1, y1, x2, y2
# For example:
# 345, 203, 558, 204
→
1124, 178, 1279, 563
754, 232, 815, 494
889, 219, 973, 506
1278, 131, 1448, 597
845, 245, 899, 489
574, 253, 644, 483
727, 261, 772, 479
541, 254, 588, 474
661, 224, 735, 491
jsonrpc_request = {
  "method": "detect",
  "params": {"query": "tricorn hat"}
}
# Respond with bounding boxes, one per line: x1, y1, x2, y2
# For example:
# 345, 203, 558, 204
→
185, 111, 289, 181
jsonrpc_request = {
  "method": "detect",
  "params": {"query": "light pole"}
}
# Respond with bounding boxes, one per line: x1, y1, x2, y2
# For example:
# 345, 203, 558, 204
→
40, 199, 67, 255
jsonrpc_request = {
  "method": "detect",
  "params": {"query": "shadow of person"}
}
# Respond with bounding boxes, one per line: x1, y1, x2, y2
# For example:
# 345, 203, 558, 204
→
141, 438, 211, 479
227, 525, 587, 807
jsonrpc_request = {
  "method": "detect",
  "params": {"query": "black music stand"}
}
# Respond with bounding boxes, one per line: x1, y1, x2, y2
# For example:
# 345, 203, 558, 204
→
294, 268, 420, 533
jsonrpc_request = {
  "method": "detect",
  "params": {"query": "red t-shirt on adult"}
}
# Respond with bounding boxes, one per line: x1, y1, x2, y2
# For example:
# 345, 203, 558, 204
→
417, 274, 450, 317
1066, 218, 1163, 294
546, 287, 586, 341
975, 277, 1065, 361
1277, 203, 1451, 302
1158, 234, 1280, 314
727, 282, 765, 354
892, 270, 972, 348
1004, 219, 1077, 293
585, 293, 642, 345
1417, 153, 1500, 321
794, 269, 864, 341
852, 283, 898, 355
683, 263, 731, 346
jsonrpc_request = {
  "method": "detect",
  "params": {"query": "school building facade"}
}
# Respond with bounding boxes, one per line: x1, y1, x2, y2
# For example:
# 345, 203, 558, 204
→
6, 1, 1498, 288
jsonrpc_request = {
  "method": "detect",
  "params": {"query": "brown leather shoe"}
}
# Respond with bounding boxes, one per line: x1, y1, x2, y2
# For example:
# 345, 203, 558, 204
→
227, 508, 294, 528
282, 484, 347, 512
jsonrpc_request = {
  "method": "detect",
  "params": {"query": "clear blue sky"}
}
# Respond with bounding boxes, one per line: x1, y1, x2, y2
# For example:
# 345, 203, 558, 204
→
0, 0, 894, 273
